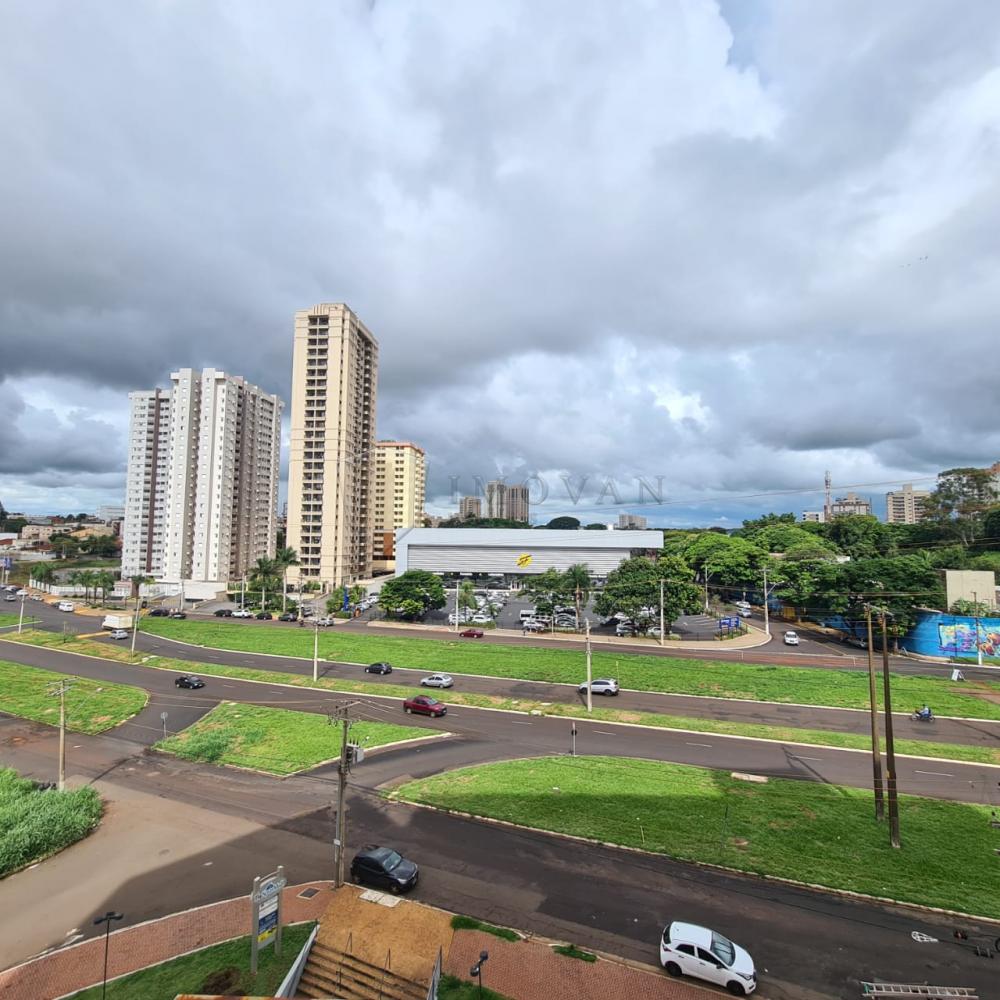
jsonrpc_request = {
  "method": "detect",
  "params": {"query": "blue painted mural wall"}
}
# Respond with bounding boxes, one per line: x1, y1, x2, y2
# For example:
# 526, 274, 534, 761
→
903, 611, 1000, 660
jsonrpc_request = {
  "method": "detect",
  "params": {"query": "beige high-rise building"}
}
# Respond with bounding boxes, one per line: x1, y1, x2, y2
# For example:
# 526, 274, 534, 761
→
287, 304, 378, 588
459, 496, 482, 520
885, 483, 930, 524
505, 484, 530, 523
372, 441, 426, 570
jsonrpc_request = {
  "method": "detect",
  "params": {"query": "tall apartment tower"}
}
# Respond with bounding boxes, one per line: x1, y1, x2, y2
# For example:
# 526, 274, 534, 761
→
885, 483, 930, 524
372, 441, 426, 570
287, 304, 378, 588
505, 484, 530, 523
122, 369, 282, 583
459, 496, 482, 520
485, 480, 506, 519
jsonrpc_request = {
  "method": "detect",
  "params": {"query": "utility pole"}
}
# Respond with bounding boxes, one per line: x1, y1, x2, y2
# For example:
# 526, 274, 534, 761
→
703, 566, 710, 613
585, 618, 593, 713
972, 591, 983, 667
864, 605, 884, 821
49, 680, 73, 790
659, 578, 665, 647
762, 565, 771, 639
453, 586, 459, 632
241, 574, 246, 609
312, 620, 320, 682
130, 592, 141, 660
330, 701, 360, 887
880, 611, 900, 848
17, 592, 26, 634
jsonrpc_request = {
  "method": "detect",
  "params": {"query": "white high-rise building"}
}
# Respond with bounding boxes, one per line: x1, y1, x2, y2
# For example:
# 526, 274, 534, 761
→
122, 369, 282, 587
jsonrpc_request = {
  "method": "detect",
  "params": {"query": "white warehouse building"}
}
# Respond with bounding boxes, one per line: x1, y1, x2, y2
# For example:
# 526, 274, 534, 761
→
393, 528, 664, 584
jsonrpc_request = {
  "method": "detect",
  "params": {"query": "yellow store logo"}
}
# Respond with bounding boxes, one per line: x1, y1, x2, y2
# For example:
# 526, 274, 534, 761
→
516, 553, 533, 568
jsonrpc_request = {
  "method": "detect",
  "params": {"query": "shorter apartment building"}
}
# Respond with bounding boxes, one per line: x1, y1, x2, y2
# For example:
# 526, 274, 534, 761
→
372, 441, 426, 571
618, 513, 648, 529
885, 483, 930, 524
459, 496, 482, 520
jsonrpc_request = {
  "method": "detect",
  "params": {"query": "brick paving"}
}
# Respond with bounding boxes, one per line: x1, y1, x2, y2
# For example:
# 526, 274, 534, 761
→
0, 881, 332, 1000
446, 931, 722, 1000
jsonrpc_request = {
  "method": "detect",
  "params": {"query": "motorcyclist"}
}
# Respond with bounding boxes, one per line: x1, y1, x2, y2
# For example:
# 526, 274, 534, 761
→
916, 704, 933, 721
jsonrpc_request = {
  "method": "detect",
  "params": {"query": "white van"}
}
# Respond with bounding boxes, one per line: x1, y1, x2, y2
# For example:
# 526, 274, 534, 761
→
57, 601, 75, 612
519, 609, 537, 622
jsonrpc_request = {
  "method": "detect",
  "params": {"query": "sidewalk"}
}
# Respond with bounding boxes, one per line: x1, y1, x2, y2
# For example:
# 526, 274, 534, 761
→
0, 882, 332, 1000
446, 930, 724, 1000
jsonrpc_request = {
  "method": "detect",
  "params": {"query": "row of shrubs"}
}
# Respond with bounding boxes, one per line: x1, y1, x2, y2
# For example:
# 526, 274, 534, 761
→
0, 768, 102, 877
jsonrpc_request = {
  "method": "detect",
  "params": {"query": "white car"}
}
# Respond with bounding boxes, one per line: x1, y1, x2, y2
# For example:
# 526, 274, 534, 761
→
108, 629, 129, 640
231, 609, 254, 618
783, 631, 800, 646
314, 617, 336, 627
578, 678, 619, 696
522, 621, 546, 633
734, 600, 751, 610
57, 601, 75, 612
420, 673, 454, 689
15, 589, 28, 597
660, 921, 756, 995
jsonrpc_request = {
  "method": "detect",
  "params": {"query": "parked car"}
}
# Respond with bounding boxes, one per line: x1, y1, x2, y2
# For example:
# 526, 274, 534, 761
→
366, 662, 392, 675
420, 673, 454, 689
314, 617, 336, 627
15, 589, 27, 597
57, 601, 75, 612
734, 600, 751, 610
349, 846, 418, 894
522, 621, 546, 633
783, 631, 800, 646
615, 623, 636, 637
255, 611, 273, 620
578, 678, 620, 697
3, 594, 15, 602
108, 629, 130, 640
460, 628, 484, 638
660, 921, 756, 995
214, 609, 233, 617
170, 611, 187, 619
175, 675, 205, 689
403, 695, 447, 717
231, 609, 254, 618
278, 612, 297, 622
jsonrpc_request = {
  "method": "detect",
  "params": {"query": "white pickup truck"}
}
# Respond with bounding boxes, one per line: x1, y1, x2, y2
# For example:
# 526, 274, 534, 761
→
102, 614, 134, 630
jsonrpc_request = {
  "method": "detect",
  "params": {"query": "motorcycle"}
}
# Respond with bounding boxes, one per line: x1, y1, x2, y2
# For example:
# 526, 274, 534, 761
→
911, 708, 935, 722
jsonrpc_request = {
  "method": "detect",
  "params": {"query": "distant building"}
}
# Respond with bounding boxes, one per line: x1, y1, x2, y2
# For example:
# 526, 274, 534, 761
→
941, 569, 996, 612
484, 481, 529, 522
97, 505, 125, 523
801, 511, 826, 523
372, 441, 426, 571
459, 496, 482, 520
829, 493, 872, 517
885, 483, 930, 525
122, 369, 282, 586
617, 513, 647, 530
21, 524, 63, 542
24, 516, 52, 526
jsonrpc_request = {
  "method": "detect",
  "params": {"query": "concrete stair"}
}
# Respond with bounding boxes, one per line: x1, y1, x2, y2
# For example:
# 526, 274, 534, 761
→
298, 940, 427, 1000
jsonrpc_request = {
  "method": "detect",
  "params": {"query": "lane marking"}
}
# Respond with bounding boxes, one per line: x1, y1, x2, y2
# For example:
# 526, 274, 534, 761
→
914, 769, 954, 777
593, 730, 617, 736
511, 721, 532, 726
790, 755, 824, 762
686, 742, 713, 748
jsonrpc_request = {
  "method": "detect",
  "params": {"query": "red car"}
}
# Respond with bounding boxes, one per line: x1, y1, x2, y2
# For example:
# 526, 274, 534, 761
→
403, 695, 447, 718
460, 628, 484, 638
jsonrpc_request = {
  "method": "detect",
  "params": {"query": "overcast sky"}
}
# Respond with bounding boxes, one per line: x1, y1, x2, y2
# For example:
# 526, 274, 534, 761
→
2, 1, 1000, 525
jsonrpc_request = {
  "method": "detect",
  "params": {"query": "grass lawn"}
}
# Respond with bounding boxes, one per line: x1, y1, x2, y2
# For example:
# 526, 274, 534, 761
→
451, 915, 520, 941
394, 756, 1000, 918
66, 922, 315, 999
156, 702, 435, 774
0, 767, 102, 877
439, 974, 513, 1000
7, 632, 997, 766
0, 659, 148, 733
139, 618, 1000, 720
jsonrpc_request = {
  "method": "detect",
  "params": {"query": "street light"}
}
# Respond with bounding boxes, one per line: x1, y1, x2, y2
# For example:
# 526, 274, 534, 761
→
93, 910, 124, 999
470, 949, 489, 998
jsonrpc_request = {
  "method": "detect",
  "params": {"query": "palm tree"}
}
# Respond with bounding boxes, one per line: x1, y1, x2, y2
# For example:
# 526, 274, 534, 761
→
457, 580, 477, 615
563, 563, 591, 628
129, 574, 153, 599
32, 563, 56, 589
94, 571, 116, 606
250, 557, 281, 609
274, 547, 300, 612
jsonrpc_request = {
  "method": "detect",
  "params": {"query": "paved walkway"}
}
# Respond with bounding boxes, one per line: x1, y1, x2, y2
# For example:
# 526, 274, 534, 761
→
446, 929, 724, 1000
0, 881, 332, 1000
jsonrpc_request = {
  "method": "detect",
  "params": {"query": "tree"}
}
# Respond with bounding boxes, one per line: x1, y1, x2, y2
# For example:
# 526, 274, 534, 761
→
129, 574, 153, 599
563, 563, 591, 625
94, 571, 116, 605
32, 563, 56, 586
438, 516, 530, 528
593, 555, 700, 632
249, 557, 281, 607
456, 580, 478, 615
682, 534, 767, 597
583, 522, 607, 530
521, 568, 569, 617
734, 512, 796, 537
825, 515, 894, 560
274, 547, 300, 611
923, 467, 1000, 546
545, 516, 581, 530
749, 523, 839, 555
377, 571, 446, 620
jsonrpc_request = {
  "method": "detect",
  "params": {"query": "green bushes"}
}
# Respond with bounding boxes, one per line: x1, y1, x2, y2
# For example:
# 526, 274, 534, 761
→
0, 768, 102, 876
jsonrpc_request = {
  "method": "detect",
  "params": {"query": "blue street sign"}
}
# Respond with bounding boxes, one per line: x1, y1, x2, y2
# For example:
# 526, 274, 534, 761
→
343, 586, 350, 611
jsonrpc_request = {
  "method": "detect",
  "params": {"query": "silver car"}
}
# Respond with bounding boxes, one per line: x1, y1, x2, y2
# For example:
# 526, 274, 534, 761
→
420, 673, 454, 689
579, 678, 620, 696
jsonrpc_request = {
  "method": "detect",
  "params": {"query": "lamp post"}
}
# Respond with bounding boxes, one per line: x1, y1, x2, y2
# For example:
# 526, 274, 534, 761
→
470, 949, 489, 998
93, 910, 124, 999
972, 591, 983, 667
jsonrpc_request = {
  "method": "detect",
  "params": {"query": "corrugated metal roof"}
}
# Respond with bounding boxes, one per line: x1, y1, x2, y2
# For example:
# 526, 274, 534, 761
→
397, 528, 663, 548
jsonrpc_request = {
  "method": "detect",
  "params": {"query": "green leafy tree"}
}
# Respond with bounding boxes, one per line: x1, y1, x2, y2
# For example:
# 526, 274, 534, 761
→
825, 515, 894, 560
923, 467, 1000, 546
734, 512, 796, 538
438, 516, 531, 528
583, 522, 607, 530
563, 563, 591, 624
378, 571, 446, 620
593, 555, 700, 632
682, 534, 767, 600
751, 523, 839, 555
456, 580, 478, 614
521, 567, 569, 617
32, 563, 57, 586
94, 571, 116, 604
545, 516, 581, 529
274, 546, 300, 611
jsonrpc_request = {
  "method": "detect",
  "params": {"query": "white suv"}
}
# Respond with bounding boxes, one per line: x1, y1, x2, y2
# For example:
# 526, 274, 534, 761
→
660, 921, 756, 995
57, 601, 75, 612
783, 631, 800, 646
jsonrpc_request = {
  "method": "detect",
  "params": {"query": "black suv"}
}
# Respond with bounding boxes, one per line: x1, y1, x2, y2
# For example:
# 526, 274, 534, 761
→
214, 609, 233, 617
365, 662, 392, 675
175, 675, 205, 689
149, 608, 170, 617
350, 846, 418, 894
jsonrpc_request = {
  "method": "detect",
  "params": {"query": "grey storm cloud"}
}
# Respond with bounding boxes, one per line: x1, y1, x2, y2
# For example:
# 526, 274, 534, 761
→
2, 0, 1000, 517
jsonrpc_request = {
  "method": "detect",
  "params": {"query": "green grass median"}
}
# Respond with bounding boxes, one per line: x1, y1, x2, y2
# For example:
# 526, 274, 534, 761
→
0, 659, 148, 733
138, 618, 1000, 720
5, 632, 998, 766
0, 613, 37, 628
156, 702, 435, 774
1, 767, 102, 877
394, 756, 1000, 918
66, 922, 316, 1000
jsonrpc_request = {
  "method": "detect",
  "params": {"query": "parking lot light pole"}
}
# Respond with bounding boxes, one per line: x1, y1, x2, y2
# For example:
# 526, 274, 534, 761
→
130, 593, 141, 660
659, 579, 665, 647
585, 618, 593, 713
93, 910, 124, 1000
17, 592, 26, 634
470, 950, 489, 999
